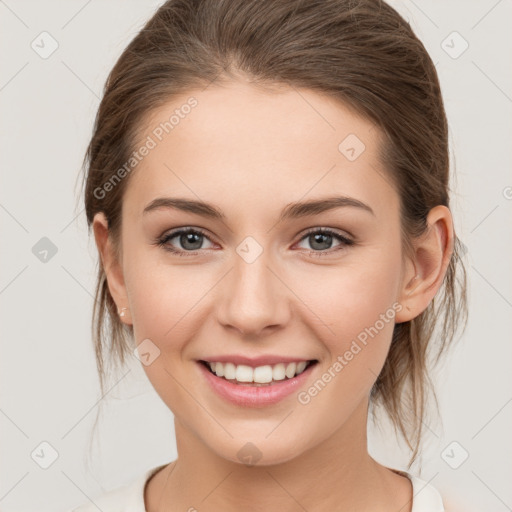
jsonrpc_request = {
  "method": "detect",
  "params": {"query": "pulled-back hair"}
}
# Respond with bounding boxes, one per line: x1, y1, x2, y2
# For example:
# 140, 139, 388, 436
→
78, 0, 468, 467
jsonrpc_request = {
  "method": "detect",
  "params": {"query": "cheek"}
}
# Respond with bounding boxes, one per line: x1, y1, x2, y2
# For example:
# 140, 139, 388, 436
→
296, 247, 402, 341
294, 247, 402, 396
124, 244, 208, 341
123, 256, 208, 409
295, 263, 400, 425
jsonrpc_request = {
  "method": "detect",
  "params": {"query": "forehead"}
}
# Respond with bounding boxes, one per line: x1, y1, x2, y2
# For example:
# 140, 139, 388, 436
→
124, 80, 398, 222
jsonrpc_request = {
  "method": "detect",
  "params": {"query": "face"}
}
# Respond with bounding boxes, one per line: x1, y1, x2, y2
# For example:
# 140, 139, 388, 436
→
98, 79, 414, 465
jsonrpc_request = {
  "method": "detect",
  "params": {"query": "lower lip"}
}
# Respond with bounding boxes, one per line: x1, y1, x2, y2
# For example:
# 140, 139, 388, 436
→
197, 361, 317, 407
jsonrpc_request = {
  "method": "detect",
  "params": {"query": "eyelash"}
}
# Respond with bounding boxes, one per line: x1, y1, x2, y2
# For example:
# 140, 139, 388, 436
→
154, 227, 355, 258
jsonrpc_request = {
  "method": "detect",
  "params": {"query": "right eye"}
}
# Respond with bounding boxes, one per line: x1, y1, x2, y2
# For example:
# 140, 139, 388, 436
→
155, 227, 216, 256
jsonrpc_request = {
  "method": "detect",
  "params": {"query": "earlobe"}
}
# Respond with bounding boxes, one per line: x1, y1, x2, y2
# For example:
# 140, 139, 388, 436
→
92, 212, 131, 324
395, 205, 454, 323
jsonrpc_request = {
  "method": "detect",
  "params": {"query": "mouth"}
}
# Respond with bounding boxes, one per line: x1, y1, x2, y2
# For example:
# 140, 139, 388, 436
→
198, 359, 318, 387
197, 358, 319, 407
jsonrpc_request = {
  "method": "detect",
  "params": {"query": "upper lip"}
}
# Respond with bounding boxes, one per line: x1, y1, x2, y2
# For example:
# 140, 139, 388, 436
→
199, 355, 316, 367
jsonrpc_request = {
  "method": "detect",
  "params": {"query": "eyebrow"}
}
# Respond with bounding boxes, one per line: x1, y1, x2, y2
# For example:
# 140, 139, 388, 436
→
143, 195, 375, 221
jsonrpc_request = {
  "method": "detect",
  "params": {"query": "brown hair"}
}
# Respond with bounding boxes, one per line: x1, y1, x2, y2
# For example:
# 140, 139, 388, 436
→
77, 0, 468, 467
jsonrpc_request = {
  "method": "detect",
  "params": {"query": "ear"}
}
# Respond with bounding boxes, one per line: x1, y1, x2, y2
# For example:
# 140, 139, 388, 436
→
92, 212, 132, 325
395, 205, 454, 323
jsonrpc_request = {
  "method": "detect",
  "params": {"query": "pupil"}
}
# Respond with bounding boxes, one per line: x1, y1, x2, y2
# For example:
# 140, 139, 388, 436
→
311, 233, 332, 250
182, 233, 202, 250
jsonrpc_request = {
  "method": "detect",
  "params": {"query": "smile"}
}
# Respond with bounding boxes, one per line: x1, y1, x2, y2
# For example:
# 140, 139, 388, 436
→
200, 360, 316, 385
197, 359, 319, 407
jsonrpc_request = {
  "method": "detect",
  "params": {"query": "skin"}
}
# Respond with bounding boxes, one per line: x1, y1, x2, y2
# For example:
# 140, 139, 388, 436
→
93, 78, 453, 512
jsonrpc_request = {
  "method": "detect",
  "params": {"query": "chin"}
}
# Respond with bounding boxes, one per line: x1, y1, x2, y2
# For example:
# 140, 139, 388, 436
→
207, 432, 311, 468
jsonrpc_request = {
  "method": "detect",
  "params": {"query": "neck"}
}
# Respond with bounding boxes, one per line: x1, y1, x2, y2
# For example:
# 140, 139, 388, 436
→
146, 400, 412, 512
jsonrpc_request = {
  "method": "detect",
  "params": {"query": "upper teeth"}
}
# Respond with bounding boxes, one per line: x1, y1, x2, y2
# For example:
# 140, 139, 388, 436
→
207, 361, 309, 383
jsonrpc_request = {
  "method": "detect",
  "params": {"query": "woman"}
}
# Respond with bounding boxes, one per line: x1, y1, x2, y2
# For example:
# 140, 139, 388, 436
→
72, 0, 468, 510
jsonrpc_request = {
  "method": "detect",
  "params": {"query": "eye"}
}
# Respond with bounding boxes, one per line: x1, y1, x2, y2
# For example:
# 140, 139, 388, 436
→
155, 227, 215, 256
295, 228, 354, 256
154, 226, 354, 257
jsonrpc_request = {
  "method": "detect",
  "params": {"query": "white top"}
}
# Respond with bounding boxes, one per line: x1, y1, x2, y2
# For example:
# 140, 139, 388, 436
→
68, 464, 444, 512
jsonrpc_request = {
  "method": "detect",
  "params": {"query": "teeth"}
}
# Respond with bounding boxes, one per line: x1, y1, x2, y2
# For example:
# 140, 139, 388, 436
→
224, 362, 236, 380
296, 361, 307, 373
253, 365, 273, 383
285, 362, 296, 378
206, 360, 312, 383
272, 363, 286, 381
235, 365, 254, 382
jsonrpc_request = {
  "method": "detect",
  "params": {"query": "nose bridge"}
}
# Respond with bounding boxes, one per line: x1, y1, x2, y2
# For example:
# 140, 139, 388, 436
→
216, 238, 289, 336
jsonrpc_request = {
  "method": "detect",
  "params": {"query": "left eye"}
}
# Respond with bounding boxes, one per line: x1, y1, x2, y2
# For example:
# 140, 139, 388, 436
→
296, 228, 354, 254
155, 227, 354, 256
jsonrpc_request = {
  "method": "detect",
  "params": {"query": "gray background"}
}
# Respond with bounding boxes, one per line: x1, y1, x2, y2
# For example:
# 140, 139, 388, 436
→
1, 1, 511, 511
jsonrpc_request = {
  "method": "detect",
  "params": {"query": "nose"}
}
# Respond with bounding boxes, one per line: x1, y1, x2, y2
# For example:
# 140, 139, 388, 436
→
216, 249, 290, 338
